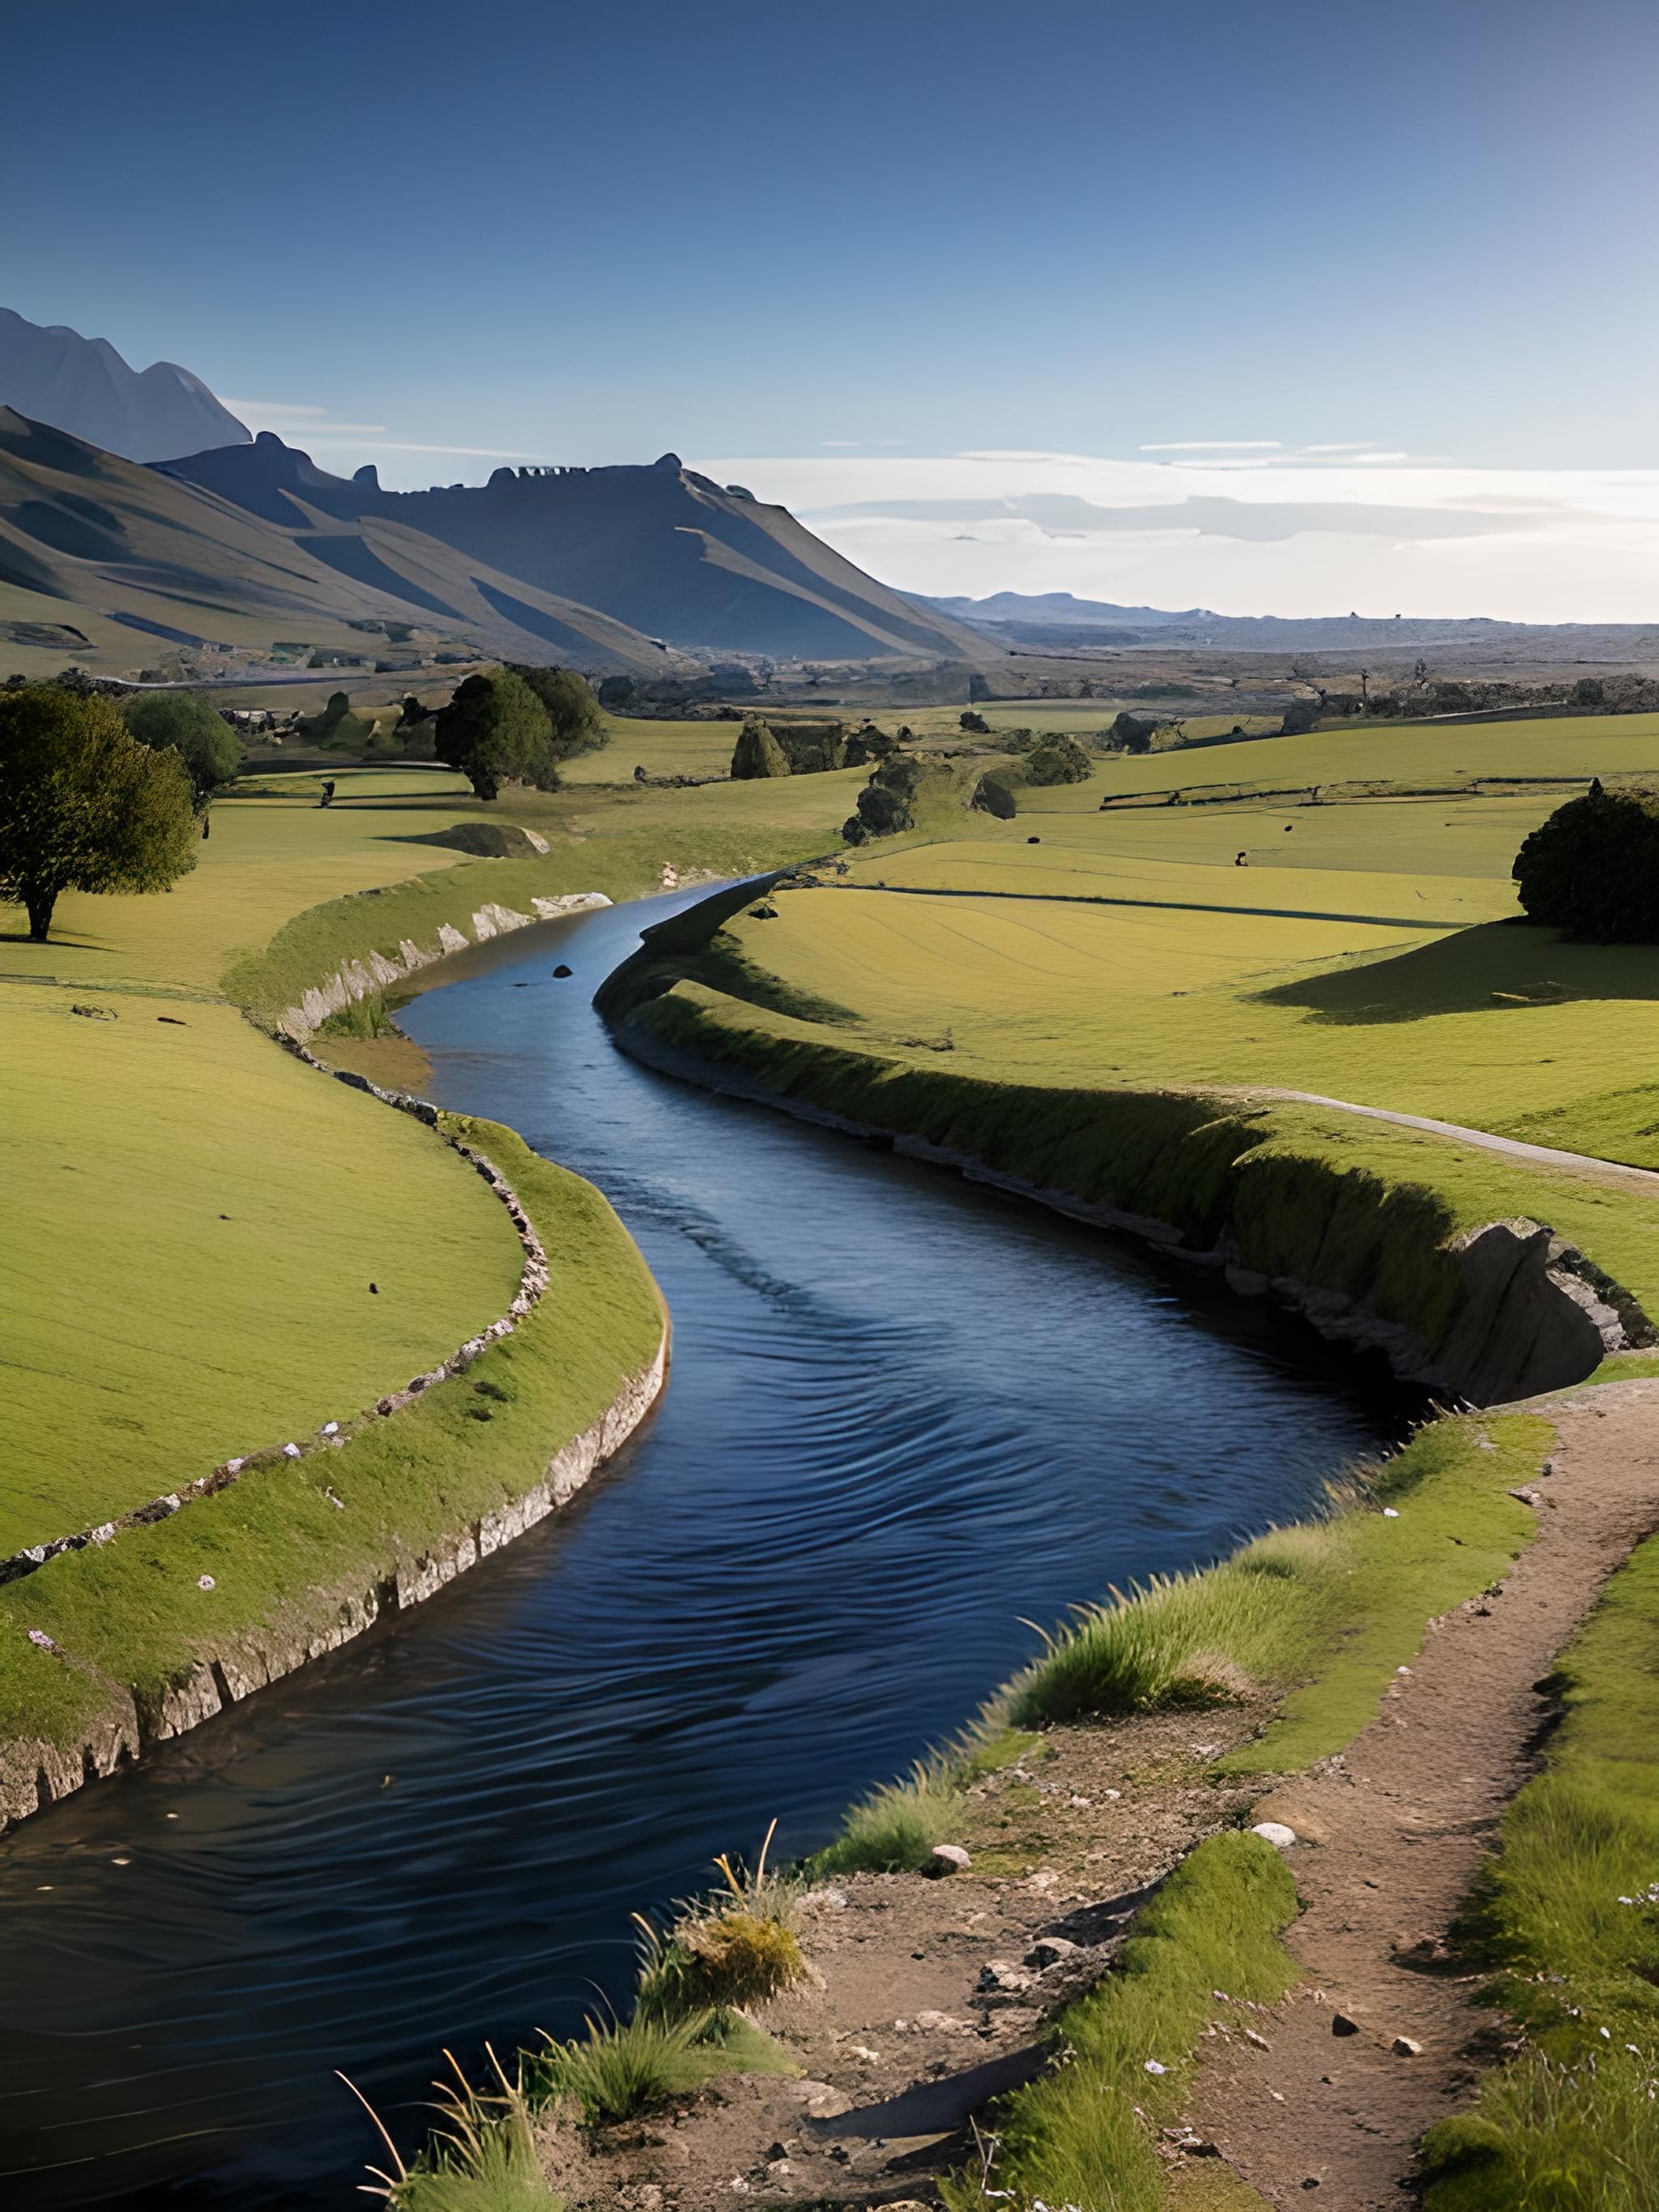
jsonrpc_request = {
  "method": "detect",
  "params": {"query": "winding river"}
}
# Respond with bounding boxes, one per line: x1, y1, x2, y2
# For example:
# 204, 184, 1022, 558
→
0, 889, 1405, 2208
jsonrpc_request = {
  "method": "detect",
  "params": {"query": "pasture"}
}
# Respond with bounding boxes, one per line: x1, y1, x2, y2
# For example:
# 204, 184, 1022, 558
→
0, 756, 854, 1553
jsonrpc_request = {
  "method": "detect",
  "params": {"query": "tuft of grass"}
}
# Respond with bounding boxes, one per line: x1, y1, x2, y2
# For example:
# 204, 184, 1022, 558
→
1000, 1416, 1548, 1774
943, 1831, 1300, 2212
809, 1759, 970, 1876
528, 2007, 796, 2125
1421, 2046, 1659, 2212
636, 1824, 808, 2016
345, 2048, 565, 2212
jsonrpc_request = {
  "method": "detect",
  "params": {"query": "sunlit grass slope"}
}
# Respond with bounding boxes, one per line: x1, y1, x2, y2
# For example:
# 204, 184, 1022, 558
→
706, 887, 1658, 1159
2, 988, 519, 1553
1, 762, 852, 1553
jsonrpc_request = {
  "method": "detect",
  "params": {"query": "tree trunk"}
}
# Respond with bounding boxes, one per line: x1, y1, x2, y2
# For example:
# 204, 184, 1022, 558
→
24, 886, 56, 942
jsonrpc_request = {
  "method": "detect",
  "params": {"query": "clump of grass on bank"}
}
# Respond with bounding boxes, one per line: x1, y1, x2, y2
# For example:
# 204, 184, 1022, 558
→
350, 2049, 565, 2212
635, 1823, 808, 2016
1420, 1529, 1659, 2209
529, 2008, 797, 2124
1010, 1415, 1550, 1774
809, 1417, 1549, 1879
943, 1831, 1299, 2212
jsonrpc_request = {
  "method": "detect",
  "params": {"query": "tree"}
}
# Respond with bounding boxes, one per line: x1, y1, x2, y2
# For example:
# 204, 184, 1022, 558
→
505, 664, 608, 761
122, 690, 241, 803
730, 718, 791, 779
433, 669, 555, 799
0, 686, 197, 941
1513, 786, 1659, 943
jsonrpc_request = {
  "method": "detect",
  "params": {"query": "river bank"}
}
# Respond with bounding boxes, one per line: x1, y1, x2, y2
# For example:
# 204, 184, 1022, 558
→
0, 890, 1399, 2209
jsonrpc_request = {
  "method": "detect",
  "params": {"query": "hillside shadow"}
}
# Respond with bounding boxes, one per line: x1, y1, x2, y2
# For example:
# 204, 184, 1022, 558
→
1255, 920, 1658, 1025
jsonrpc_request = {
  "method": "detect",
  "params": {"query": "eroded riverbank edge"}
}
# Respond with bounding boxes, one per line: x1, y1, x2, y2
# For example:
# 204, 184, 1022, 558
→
1, 877, 677, 1834
596, 875, 1653, 1410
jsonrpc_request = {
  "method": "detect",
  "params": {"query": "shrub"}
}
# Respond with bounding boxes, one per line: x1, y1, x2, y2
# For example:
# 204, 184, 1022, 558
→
1513, 786, 1659, 943
959, 710, 989, 733
729, 718, 791, 779
1024, 735, 1091, 786
505, 665, 607, 762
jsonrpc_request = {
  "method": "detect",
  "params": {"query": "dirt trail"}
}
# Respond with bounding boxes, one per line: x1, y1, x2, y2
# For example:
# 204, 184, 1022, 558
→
1235, 1088, 1659, 1196
1184, 1377, 1659, 2206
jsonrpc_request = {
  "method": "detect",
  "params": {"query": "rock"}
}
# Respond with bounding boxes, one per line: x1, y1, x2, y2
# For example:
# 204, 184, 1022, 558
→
977, 1960, 1034, 1995
1331, 2013, 1361, 2037
915, 2009, 974, 2032
926, 1843, 972, 1876
1252, 1821, 1299, 1848
799, 1886, 848, 1911
552, 963, 574, 978
1025, 1936, 1081, 1968
1244, 2027, 1272, 2050
1392, 2035, 1423, 2056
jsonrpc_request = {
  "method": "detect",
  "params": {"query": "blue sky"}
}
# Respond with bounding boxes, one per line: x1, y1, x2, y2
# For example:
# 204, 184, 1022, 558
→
6, 0, 1657, 614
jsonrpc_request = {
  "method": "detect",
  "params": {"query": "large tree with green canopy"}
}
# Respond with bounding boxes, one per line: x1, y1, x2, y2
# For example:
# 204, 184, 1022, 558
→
433, 669, 556, 798
121, 690, 242, 803
505, 664, 608, 763
0, 686, 198, 941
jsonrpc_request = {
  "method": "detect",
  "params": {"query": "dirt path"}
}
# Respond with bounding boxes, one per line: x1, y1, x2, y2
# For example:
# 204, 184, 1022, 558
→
1235, 1088, 1659, 1195
1183, 1377, 1659, 2206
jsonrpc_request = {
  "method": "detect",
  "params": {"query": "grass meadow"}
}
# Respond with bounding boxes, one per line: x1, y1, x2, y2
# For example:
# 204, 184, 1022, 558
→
0, 758, 855, 1556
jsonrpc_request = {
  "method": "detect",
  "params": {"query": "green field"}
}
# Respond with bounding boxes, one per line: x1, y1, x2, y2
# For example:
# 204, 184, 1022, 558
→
619, 711, 1659, 1356
0, 758, 855, 1561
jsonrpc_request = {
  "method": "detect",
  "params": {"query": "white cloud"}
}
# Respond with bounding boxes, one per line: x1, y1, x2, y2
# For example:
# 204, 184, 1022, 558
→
1303, 442, 1378, 454
689, 447, 1659, 621
1140, 439, 1282, 452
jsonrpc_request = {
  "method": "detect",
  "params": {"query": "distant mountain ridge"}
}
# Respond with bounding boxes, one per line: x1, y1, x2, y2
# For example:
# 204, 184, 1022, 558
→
0, 310, 249, 463
163, 435, 987, 662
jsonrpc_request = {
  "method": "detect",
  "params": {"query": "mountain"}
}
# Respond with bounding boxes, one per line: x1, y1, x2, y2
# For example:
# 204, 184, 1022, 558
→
163, 437, 988, 662
0, 409, 689, 675
0, 310, 249, 463
923, 591, 1201, 629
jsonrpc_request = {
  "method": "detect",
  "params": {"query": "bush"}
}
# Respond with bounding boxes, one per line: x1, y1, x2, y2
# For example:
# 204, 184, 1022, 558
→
855, 783, 913, 836
959, 710, 989, 733
1513, 786, 1659, 943
729, 718, 791, 779
505, 665, 607, 762
1024, 735, 1091, 785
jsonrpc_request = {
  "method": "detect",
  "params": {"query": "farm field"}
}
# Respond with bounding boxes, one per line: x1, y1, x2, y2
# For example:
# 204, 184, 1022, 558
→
0, 757, 855, 1551
636, 710, 1659, 1326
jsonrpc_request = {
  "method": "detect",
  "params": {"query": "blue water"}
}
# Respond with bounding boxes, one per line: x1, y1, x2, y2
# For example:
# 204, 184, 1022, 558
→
0, 889, 1403, 2206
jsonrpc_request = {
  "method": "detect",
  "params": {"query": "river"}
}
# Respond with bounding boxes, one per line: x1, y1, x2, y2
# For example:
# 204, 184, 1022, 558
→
0, 887, 1405, 2207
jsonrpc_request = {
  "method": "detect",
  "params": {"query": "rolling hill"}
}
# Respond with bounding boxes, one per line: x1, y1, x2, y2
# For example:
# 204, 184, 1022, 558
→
0, 410, 702, 677
163, 436, 988, 661
0, 309, 249, 463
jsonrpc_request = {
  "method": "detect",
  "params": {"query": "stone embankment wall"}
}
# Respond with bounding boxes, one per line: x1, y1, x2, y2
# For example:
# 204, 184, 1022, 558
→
0, 887, 669, 1832
280, 890, 612, 1040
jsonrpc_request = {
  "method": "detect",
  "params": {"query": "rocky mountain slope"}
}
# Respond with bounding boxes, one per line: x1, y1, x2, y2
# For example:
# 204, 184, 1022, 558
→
0, 409, 694, 675
0, 309, 249, 463
164, 436, 987, 662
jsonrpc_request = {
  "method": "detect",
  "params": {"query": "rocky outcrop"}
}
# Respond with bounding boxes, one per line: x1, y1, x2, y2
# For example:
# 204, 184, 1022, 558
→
279, 892, 612, 1039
